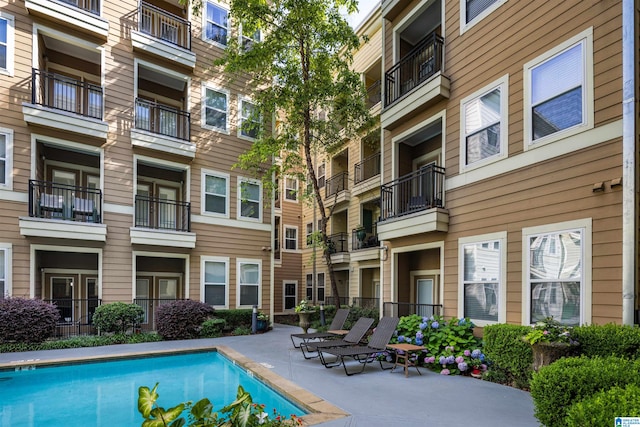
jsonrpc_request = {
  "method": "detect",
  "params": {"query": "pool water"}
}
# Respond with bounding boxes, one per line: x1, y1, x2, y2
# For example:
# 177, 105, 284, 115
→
0, 351, 305, 426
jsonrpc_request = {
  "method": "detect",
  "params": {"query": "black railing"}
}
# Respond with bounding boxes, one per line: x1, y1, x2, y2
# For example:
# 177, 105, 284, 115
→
139, 1, 191, 50
352, 224, 378, 250
133, 297, 183, 330
379, 165, 445, 221
135, 195, 191, 232
366, 79, 381, 108
42, 298, 101, 337
325, 171, 348, 199
352, 297, 379, 309
354, 153, 381, 184
383, 302, 443, 318
135, 98, 190, 141
324, 296, 350, 306
60, 0, 100, 15
384, 33, 444, 107
31, 68, 104, 119
29, 180, 103, 223
327, 232, 349, 254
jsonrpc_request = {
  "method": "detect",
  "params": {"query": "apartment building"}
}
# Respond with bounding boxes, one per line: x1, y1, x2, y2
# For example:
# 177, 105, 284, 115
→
0, 0, 274, 328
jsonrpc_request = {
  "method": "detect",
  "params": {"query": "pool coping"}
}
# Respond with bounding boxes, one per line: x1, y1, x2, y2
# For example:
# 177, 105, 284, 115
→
0, 344, 349, 426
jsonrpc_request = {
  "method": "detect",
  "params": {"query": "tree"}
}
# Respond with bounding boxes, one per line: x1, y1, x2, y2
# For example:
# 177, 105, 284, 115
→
209, 0, 375, 307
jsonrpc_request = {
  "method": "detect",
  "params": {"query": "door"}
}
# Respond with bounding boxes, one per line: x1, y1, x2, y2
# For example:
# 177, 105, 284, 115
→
158, 186, 177, 230
284, 281, 297, 310
136, 278, 150, 324
52, 169, 77, 219
85, 277, 99, 323
136, 183, 151, 227
51, 277, 74, 322
416, 278, 434, 318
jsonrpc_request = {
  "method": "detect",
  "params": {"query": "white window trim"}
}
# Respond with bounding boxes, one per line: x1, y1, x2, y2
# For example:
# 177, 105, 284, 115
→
200, 255, 229, 309
523, 27, 594, 151
460, 0, 508, 35
0, 127, 13, 190
201, 169, 230, 218
236, 258, 262, 308
201, 84, 230, 134
283, 225, 299, 252
284, 176, 298, 203
457, 231, 507, 326
0, 12, 15, 77
0, 243, 12, 297
459, 75, 508, 173
521, 218, 592, 326
237, 176, 262, 222
239, 23, 262, 50
202, 1, 230, 49
237, 95, 259, 141
283, 280, 297, 311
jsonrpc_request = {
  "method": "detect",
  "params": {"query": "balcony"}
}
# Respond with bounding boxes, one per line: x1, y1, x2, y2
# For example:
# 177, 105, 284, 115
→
130, 195, 195, 248
22, 69, 108, 139
351, 225, 380, 262
19, 180, 107, 241
25, 0, 109, 38
325, 171, 350, 205
328, 232, 350, 264
366, 79, 381, 109
131, 2, 196, 68
381, 33, 450, 130
353, 153, 381, 196
377, 165, 448, 240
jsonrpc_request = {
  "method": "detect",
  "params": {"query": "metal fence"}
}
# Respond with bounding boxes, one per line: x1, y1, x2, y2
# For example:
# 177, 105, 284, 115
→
379, 165, 445, 221
354, 152, 380, 184
325, 171, 348, 199
327, 232, 349, 253
31, 68, 104, 119
134, 195, 191, 232
383, 302, 443, 318
139, 1, 191, 49
135, 98, 190, 141
28, 180, 103, 223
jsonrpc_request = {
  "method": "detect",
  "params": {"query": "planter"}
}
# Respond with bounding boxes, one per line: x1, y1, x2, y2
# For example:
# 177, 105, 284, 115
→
297, 311, 313, 333
471, 368, 482, 379
256, 320, 268, 332
356, 228, 366, 242
531, 342, 578, 372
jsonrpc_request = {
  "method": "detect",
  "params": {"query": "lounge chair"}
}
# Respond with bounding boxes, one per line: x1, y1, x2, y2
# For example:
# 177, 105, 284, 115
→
300, 317, 374, 360
290, 308, 350, 349
318, 316, 401, 376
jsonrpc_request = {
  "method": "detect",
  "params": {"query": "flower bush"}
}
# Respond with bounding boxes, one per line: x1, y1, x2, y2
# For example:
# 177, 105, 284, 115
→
294, 300, 314, 313
523, 317, 578, 345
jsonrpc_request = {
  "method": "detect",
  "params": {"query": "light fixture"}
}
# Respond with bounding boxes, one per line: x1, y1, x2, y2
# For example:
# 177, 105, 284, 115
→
592, 182, 605, 192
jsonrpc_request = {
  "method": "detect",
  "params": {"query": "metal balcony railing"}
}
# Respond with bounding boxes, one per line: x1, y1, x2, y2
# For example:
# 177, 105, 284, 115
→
135, 195, 191, 232
379, 165, 445, 221
384, 33, 444, 107
135, 98, 190, 141
323, 296, 350, 307
139, 1, 191, 50
42, 298, 101, 337
366, 79, 381, 108
352, 297, 379, 309
28, 180, 103, 223
325, 171, 348, 199
31, 68, 104, 119
354, 152, 380, 184
327, 232, 349, 254
59, 0, 100, 15
383, 302, 443, 318
352, 224, 378, 250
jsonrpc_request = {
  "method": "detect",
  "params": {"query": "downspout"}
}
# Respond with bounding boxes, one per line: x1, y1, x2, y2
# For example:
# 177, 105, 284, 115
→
621, 0, 637, 325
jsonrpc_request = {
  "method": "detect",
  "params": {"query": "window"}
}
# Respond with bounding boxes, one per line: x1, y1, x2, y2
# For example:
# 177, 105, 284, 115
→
284, 226, 297, 250
285, 177, 298, 201
274, 216, 281, 261
460, 77, 507, 170
459, 232, 506, 325
202, 170, 229, 216
202, 257, 228, 308
306, 223, 313, 246
306, 273, 313, 301
0, 128, 12, 188
240, 25, 261, 51
238, 98, 259, 139
205, 2, 228, 46
238, 259, 260, 307
0, 244, 11, 297
0, 13, 14, 76
524, 29, 593, 147
461, 0, 506, 32
318, 163, 325, 188
203, 86, 228, 132
317, 272, 325, 304
238, 177, 261, 221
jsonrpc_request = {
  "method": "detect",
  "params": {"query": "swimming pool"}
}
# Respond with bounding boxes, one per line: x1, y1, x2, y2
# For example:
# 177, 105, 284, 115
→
0, 350, 306, 426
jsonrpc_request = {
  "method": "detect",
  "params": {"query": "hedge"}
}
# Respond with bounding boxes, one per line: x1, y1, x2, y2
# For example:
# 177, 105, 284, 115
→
482, 323, 532, 389
565, 383, 640, 427
0, 297, 60, 343
572, 323, 640, 358
156, 300, 215, 340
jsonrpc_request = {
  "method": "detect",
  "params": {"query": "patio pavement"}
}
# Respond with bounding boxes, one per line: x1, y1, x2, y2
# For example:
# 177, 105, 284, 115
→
0, 323, 539, 426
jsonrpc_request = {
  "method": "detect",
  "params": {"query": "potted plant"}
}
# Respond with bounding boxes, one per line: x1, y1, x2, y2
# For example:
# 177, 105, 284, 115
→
256, 312, 269, 332
294, 300, 315, 333
523, 317, 579, 371
355, 225, 366, 242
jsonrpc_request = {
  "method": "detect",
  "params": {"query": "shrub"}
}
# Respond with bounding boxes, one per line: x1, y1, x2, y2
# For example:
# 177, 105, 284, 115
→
345, 305, 379, 329
0, 297, 60, 343
0, 332, 162, 353
483, 323, 533, 389
573, 323, 640, 358
232, 326, 252, 336
156, 300, 214, 340
213, 309, 253, 331
200, 318, 226, 338
530, 356, 640, 427
565, 383, 640, 427
92, 302, 145, 334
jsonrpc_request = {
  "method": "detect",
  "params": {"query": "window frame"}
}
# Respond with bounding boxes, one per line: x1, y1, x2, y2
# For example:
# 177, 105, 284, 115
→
305, 273, 313, 301
306, 222, 313, 247
0, 12, 15, 76
317, 163, 325, 189
203, 1, 229, 48
284, 225, 298, 251
201, 169, 229, 218
200, 256, 229, 309
522, 218, 592, 326
284, 177, 298, 202
202, 84, 229, 133
0, 243, 11, 298
0, 127, 13, 190
459, 75, 508, 173
317, 272, 325, 304
239, 23, 261, 51
457, 232, 507, 326
523, 28, 594, 150
460, 0, 507, 35
237, 176, 262, 222
274, 215, 281, 262
237, 258, 261, 308
237, 96, 260, 140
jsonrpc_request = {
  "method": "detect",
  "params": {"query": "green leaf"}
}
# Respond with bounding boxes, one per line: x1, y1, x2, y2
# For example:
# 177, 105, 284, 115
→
138, 383, 160, 418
